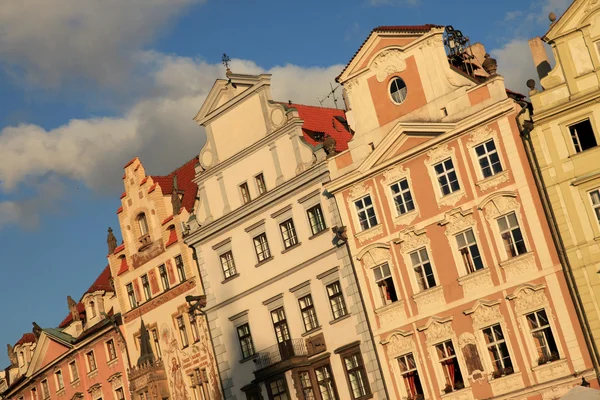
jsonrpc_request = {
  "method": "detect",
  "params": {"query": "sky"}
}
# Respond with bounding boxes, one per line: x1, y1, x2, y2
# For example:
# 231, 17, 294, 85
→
0, 0, 571, 367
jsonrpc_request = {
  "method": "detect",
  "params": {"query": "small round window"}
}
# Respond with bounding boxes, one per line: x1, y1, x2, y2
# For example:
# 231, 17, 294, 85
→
389, 77, 407, 104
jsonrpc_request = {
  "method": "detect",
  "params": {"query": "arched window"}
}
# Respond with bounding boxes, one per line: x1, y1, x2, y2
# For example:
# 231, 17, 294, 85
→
89, 301, 97, 318
18, 351, 24, 366
389, 77, 408, 104
137, 213, 149, 236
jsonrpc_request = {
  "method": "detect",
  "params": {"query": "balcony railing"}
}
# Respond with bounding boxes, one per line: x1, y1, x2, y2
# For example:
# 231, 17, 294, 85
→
253, 339, 307, 371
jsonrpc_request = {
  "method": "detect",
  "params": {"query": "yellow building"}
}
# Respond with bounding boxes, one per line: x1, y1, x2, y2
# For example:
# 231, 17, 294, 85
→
526, 0, 600, 377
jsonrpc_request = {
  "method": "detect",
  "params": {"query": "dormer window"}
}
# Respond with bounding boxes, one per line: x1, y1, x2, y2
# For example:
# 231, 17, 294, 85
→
389, 77, 407, 104
137, 213, 149, 236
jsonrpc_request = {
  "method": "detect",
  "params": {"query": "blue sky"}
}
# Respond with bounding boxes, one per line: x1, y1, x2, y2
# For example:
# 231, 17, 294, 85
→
0, 0, 570, 367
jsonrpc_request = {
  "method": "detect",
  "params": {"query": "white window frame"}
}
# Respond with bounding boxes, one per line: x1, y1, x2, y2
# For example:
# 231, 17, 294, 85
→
524, 309, 561, 365
496, 212, 528, 258
474, 139, 503, 179
425, 145, 465, 208
455, 229, 485, 274
54, 369, 64, 391
589, 188, 600, 227
105, 339, 118, 362
68, 360, 78, 382
353, 195, 378, 231
410, 247, 437, 292
433, 158, 461, 197
396, 352, 426, 399
381, 166, 419, 227
481, 323, 515, 379
126, 282, 137, 309
371, 263, 399, 308
389, 178, 416, 217
86, 350, 97, 373
467, 127, 508, 187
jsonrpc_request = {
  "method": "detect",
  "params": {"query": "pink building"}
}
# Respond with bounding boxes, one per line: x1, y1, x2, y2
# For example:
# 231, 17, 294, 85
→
325, 25, 597, 399
1, 266, 131, 400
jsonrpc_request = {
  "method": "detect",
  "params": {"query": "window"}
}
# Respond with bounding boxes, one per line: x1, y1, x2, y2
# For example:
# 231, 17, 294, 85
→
255, 173, 267, 195
483, 324, 513, 378
267, 377, 289, 400
236, 323, 255, 359
569, 119, 597, 153
389, 77, 408, 104
159, 265, 170, 291
434, 159, 460, 196
89, 301, 97, 318
192, 369, 208, 400
31, 387, 37, 400
69, 360, 78, 382
497, 212, 526, 257
177, 316, 189, 348
590, 189, 600, 224
390, 179, 415, 215
373, 263, 398, 306
18, 351, 24, 367
219, 251, 236, 279
299, 371, 315, 400
354, 195, 378, 231
137, 213, 149, 236
475, 140, 503, 178
115, 388, 125, 400
315, 364, 338, 400
127, 283, 137, 308
55, 370, 64, 390
298, 294, 319, 332
280, 219, 299, 249
189, 314, 200, 343
240, 182, 251, 204
436, 341, 464, 392
526, 309, 559, 364
455, 229, 484, 273
342, 350, 370, 399
86, 351, 97, 372
106, 339, 117, 361
307, 204, 327, 235
326, 281, 347, 320
175, 255, 186, 282
141, 274, 151, 301
410, 248, 436, 291
152, 329, 162, 359
41, 380, 50, 399
253, 233, 271, 262
398, 353, 424, 399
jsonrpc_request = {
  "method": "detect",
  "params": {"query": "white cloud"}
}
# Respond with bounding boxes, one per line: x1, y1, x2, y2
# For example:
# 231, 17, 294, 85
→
491, 39, 537, 95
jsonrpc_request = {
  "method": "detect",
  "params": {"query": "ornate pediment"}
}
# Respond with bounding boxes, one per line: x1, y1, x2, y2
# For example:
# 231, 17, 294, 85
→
479, 192, 520, 220
356, 244, 392, 269
381, 330, 415, 357
396, 227, 429, 254
439, 208, 475, 236
418, 316, 454, 343
370, 49, 407, 82
464, 299, 503, 328
507, 284, 548, 313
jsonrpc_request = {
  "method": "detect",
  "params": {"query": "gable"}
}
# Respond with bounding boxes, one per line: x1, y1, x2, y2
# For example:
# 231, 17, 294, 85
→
546, 0, 600, 41
39, 341, 69, 371
26, 334, 70, 377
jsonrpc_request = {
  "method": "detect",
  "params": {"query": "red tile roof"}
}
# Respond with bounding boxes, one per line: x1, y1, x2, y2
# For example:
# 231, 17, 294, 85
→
116, 206, 123, 214
120, 192, 126, 199
140, 177, 148, 185
162, 215, 174, 225
117, 257, 130, 276
124, 157, 138, 168
150, 156, 199, 213
58, 303, 85, 328
113, 243, 125, 254
288, 103, 353, 152
148, 183, 157, 193
336, 24, 441, 82
15, 333, 36, 346
165, 229, 178, 248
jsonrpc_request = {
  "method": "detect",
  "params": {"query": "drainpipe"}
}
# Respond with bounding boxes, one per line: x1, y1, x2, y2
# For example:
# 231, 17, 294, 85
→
111, 315, 134, 370
516, 100, 600, 382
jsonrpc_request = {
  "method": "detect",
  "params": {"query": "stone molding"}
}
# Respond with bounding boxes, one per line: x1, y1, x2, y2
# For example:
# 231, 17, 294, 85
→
356, 244, 392, 269
507, 284, 548, 313
397, 227, 429, 254
457, 268, 494, 299
479, 192, 520, 220
380, 330, 415, 359
499, 252, 537, 281
413, 286, 445, 315
418, 316, 453, 344
375, 300, 406, 330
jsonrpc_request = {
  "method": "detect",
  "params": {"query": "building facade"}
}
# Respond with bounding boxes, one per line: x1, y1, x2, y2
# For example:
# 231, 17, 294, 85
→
106, 157, 221, 400
526, 0, 600, 377
325, 24, 597, 399
1, 267, 131, 400
184, 72, 387, 400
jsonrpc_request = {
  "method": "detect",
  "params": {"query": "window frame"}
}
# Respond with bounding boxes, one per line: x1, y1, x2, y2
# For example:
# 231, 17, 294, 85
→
115, 388, 125, 400
240, 182, 252, 205
298, 294, 319, 332
68, 360, 78, 382
219, 250, 237, 280
397, 352, 425, 399
106, 339, 117, 362
568, 118, 598, 153
137, 213, 149, 236
389, 178, 416, 217
159, 264, 170, 291
236, 323, 256, 360
86, 350, 97, 373
141, 274, 152, 301
496, 212, 528, 258
409, 247, 437, 292
306, 204, 327, 236
434, 340, 465, 393
279, 218, 299, 250
314, 362, 339, 400
589, 188, 600, 228
41, 379, 50, 400
54, 369, 64, 391
325, 281, 348, 321
255, 173, 267, 196
353, 195, 378, 231
371, 263, 399, 308
525, 309, 561, 366
189, 314, 201, 344
455, 228, 485, 274
433, 158, 461, 197
389, 76, 408, 105
175, 255, 186, 282
176, 315, 189, 349
474, 139, 503, 179
482, 323, 514, 379
339, 347, 371, 400
253, 232, 271, 263
266, 376, 290, 400
126, 282, 137, 309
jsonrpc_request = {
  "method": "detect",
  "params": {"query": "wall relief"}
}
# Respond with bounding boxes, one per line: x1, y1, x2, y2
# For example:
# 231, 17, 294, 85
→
439, 209, 476, 237
509, 286, 548, 313
480, 194, 520, 220
397, 227, 429, 254
371, 49, 407, 82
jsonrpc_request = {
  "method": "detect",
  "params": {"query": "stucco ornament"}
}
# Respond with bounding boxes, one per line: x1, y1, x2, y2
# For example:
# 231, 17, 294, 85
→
382, 165, 409, 186
469, 302, 502, 328
397, 227, 429, 254
511, 286, 548, 313
481, 194, 520, 220
427, 143, 452, 165
87, 384, 102, 400
440, 208, 476, 236
468, 126, 497, 146
383, 331, 415, 358
585, 0, 599, 13
359, 246, 392, 269
376, 301, 407, 328
458, 269, 494, 297
371, 49, 407, 82
356, 225, 384, 244
108, 372, 123, 390
349, 182, 369, 199
422, 318, 453, 343
458, 333, 485, 380
500, 253, 537, 281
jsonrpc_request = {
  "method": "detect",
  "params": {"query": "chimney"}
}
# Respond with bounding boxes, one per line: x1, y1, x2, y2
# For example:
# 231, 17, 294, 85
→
529, 37, 552, 80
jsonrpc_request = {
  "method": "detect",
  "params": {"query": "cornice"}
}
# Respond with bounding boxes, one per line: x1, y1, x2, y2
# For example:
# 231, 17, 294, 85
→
531, 89, 600, 124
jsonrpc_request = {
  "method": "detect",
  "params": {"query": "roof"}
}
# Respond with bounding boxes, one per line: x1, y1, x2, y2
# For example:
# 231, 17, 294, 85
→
42, 328, 76, 344
337, 24, 442, 82
14, 333, 36, 346
150, 156, 199, 213
286, 103, 353, 152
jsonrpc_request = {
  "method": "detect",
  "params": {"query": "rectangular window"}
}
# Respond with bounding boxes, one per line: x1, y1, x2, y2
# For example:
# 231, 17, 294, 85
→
475, 139, 503, 178
390, 179, 415, 215
192, 368, 208, 400
526, 309, 560, 364
410, 248, 436, 291
236, 323, 256, 359
398, 353, 424, 399
253, 233, 271, 262
69, 361, 78, 382
255, 173, 267, 195
298, 294, 319, 332
152, 329, 162, 359
590, 189, 600, 224
307, 204, 327, 235
434, 159, 460, 196
177, 316, 189, 348
219, 251, 237, 279
299, 371, 315, 400
127, 283, 137, 308
342, 350, 370, 399
354, 195, 378, 231
569, 119, 597, 153
175, 255, 186, 282
483, 324, 514, 378
280, 219, 299, 249
31, 388, 37, 400
41, 380, 49, 399
86, 351, 97, 372
497, 212, 527, 257
373, 263, 398, 306
315, 364, 338, 400
267, 377, 289, 400
159, 264, 170, 291
189, 314, 200, 343
240, 182, 251, 204
55, 370, 64, 390
326, 281, 347, 320
455, 229, 484, 273
106, 339, 117, 361
115, 388, 125, 400
141, 274, 151, 301
436, 340, 464, 392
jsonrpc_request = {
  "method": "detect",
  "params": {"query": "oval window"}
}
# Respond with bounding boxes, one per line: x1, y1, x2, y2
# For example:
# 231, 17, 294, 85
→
389, 77, 407, 104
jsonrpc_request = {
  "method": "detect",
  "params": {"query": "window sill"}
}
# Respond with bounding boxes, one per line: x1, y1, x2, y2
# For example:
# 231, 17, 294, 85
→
255, 256, 274, 268
437, 189, 466, 208
392, 209, 419, 227
182, 345, 189, 350
70, 379, 80, 387
309, 228, 330, 240
87, 370, 98, 379
354, 224, 384, 244
457, 268, 493, 297
56, 388, 65, 395
499, 252, 536, 281
374, 300, 406, 327
222, 273, 240, 284
475, 170, 510, 192
239, 354, 259, 364
281, 242, 301, 254
440, 387, 470, 399
329, 313, 352, 325
107, 357, 119, 367
301, 326, 322, 337
412, 286, 445, 314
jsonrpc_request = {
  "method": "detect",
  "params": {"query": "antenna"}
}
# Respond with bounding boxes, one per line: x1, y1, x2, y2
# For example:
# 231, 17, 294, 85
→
317, 83, 342, 109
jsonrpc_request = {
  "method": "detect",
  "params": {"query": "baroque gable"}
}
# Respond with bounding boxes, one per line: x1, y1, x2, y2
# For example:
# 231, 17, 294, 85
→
546, 0, 600, 41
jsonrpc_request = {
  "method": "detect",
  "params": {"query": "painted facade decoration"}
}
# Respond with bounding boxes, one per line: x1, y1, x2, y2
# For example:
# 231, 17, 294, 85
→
326, 24, 598, 399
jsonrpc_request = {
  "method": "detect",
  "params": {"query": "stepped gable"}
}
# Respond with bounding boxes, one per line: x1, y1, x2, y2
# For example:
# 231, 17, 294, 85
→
150, 156, 199, 213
